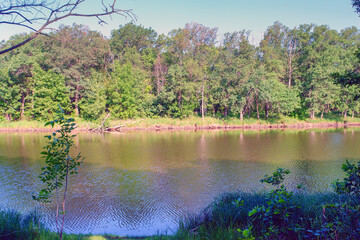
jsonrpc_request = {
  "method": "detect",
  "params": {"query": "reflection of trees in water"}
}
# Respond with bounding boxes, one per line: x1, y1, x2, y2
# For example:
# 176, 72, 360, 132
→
198, 133, 208, 162
290, 160, 320, 191
290, 159, 346, 192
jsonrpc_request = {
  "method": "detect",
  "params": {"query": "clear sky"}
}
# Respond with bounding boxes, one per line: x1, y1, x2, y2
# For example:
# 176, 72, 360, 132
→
0, 0, 359, 44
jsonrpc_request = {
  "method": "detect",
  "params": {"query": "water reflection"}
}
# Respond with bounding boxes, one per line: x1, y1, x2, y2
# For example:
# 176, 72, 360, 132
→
1, 128, 360, 236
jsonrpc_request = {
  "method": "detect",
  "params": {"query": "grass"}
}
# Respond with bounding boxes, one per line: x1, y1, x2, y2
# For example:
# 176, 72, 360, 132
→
2, 114, 360, 131
0, 113, 360, 130
0, 209, 84, 240
0, 120, 48, 129
0, 209, 143, 240
0, 208, 164, 240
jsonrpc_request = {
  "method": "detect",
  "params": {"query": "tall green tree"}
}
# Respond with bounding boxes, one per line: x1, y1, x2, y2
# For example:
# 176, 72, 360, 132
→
110, 23, 158, 56
45, 24, 111, 116
296, 25, 344, 118
0, 68, 22, 121
31, 64, 70, 120
0, 33, 46, 118
107, 62, 149, 118
219, 30, 257, 119
260, 22, 299, 88
79, 71, 108, 121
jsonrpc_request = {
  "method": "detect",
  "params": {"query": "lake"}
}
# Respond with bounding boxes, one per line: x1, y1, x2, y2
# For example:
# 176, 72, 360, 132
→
1, 128, 360, 236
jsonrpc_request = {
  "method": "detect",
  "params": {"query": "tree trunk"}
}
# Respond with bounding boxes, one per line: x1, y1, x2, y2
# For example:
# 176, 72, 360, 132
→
178, 90, 182, 109
288, 40, 295, 89
352, 111, 355, 118
5, 113, 11, 121
310, 110, 315, 119
321, 110, 324, 119
344, 110, 347, 118
201, 80, 204, 120
265, 103, 269, 119
20, 95, 25, 119
240, 109, 243, 121
256, 103, 259, 119
154, 54, 166, 95
74, 84, 79, 116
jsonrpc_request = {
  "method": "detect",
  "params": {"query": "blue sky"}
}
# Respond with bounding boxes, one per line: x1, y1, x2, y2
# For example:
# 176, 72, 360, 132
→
0, 0, 359, 44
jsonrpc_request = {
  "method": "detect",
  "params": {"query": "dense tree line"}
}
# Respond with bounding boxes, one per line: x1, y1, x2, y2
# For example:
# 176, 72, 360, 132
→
1, 22, 360, 122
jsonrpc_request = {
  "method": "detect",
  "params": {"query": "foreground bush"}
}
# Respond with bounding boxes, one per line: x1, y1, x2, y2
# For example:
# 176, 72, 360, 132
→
174, 164, 360, 240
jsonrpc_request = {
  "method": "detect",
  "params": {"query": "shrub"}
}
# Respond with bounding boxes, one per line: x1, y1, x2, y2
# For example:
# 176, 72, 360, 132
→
333, 160, 360, 195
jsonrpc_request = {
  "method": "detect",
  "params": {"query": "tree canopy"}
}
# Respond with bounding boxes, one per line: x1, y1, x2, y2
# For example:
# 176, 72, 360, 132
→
1, 21, 360, 122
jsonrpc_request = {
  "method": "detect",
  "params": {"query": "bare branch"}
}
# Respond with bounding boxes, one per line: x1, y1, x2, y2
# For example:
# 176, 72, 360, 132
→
0, 0, 135, 55
0, 21, 41, 32
0, 94, 20, 111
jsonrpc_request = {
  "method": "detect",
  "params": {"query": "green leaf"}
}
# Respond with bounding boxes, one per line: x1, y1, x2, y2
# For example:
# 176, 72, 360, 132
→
242, 229, 250, 237
248, 208, 258, 217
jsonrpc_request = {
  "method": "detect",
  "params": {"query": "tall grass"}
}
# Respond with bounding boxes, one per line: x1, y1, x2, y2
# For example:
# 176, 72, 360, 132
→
0, 210, 40, 240
166, 191, 360, 240
0, 209, 88, 240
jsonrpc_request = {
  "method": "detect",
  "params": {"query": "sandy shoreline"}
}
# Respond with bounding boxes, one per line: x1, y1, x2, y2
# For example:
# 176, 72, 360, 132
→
1, 121, 360, 133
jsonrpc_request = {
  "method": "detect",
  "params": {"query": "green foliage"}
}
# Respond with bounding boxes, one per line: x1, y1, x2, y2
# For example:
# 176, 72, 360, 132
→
0, 209, 90, 240
169, 163, 360, 240
259, 79, 300, 117
33, 108, 83, 202
260, 168, 290, 187
79, 71, 107, 121
0, 68, 22, 121
1, 22, 360, 122
44, 24, 111, 116
31, 64, 70, 120
238, 226, 255, 240
333, 160, 360, 195
249, 168, 301, 239
33, 107, 83, 239
107, 62, 148, 118
0, 210, 41, 240
110, 23, 158, 54
319, 202, 360, 239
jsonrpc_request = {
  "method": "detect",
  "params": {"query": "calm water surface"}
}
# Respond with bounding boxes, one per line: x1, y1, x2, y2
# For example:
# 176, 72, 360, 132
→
1, 128, 360, 236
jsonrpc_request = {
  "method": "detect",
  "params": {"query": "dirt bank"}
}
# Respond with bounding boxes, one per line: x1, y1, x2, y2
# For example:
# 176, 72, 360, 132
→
1, 121, 360, 133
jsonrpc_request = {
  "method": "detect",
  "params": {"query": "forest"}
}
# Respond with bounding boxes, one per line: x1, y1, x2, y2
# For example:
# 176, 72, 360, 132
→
1, 21, 360, 122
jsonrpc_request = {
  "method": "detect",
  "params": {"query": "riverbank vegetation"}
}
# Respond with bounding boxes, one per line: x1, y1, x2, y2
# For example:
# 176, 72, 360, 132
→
1, 21, 360, 124
165, 166, 360, 240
